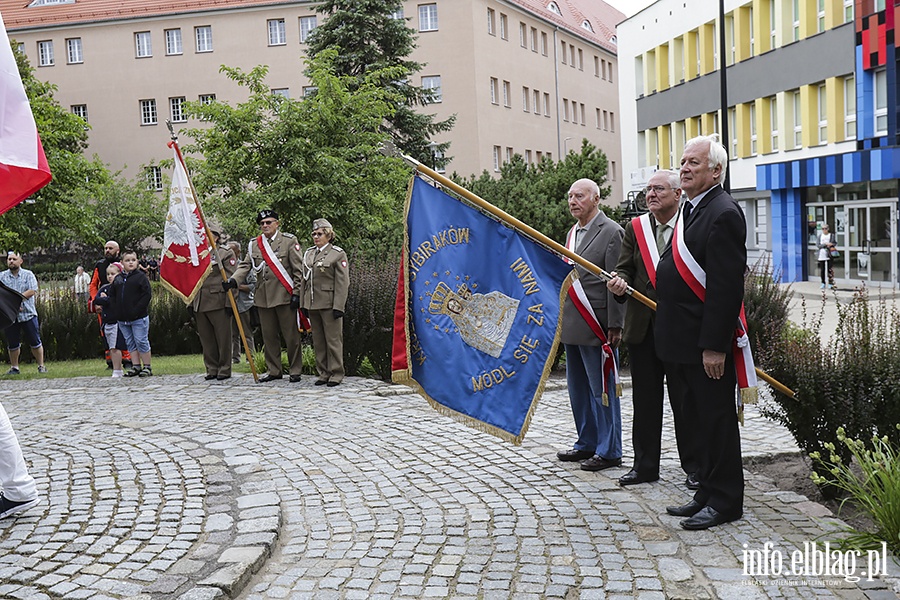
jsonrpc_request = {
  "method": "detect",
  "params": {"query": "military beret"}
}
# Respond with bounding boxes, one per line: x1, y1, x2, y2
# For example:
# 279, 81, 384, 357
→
256, 209, 279, 224
312, 218, 333, 231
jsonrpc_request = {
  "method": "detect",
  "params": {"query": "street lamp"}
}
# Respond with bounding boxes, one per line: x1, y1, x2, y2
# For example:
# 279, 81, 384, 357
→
426, 141, 439, 170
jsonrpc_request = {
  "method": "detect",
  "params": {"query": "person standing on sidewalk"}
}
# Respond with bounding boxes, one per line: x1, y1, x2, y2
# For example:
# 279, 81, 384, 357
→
0, 252, 47, 375
0, 401, 40, 519
656, 134, 747, 530
555, 179, 625, 472
607, 170, 698, 489
115, 251, 153, 377
817, 224, 837, 290
73, 266, 90, 302
89, 241, 132, 370
192, 227, 237, 380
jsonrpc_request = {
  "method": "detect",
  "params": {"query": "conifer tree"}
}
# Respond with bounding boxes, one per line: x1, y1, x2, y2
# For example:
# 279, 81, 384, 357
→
306, 0, 454, 166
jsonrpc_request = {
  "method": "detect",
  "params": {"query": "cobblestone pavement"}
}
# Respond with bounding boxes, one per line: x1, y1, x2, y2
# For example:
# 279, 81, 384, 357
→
1, 373, 898, 599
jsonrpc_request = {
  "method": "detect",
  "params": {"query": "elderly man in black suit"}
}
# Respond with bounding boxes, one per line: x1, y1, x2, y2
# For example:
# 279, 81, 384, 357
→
556, 178, 626, 472
654, 134, 747, 530
607, 169, 698, 489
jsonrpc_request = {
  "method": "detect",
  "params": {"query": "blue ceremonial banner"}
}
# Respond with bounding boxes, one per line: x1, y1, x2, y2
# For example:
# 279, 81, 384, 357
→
393, 175, 574, 444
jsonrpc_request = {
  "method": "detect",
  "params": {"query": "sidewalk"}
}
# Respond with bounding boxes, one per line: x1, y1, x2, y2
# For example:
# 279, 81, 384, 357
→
0, 373, 897, 599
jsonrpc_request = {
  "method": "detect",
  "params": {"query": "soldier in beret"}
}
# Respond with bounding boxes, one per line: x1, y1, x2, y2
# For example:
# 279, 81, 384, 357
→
300, 218, 349, 386
226, 209, 305, 382
191, 224, 237, 380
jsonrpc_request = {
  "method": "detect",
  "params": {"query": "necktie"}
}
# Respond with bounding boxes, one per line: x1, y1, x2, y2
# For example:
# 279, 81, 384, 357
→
656, 224, 668, 254
682, 202, 693, 221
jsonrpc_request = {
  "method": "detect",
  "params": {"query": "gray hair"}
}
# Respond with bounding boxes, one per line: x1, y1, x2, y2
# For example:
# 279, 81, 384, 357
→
655, 169, 680, 190
570, 178, 600, 198
683, 134, 728, 185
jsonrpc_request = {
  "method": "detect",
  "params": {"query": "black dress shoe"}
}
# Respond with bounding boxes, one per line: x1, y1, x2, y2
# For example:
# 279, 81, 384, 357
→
580, 456, 622, 471
217, 374, 231, 380
326, 381, 340, 387
618, 470, 659, 486
314, 380, 329, 386
289, 374, 302, 383
680, 506, 742, 530
258, 374, 282, 383
665, 499, 704, 517
556, 448, 595, 462
685, 473, 700, 490
204, 374, 217, 380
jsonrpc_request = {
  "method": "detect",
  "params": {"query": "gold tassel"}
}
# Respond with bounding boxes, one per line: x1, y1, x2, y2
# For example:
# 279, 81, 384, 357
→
738, 405, 744, 426
741, 386, 758, 405
602, 392, 609, 407
615, 383, 623, 397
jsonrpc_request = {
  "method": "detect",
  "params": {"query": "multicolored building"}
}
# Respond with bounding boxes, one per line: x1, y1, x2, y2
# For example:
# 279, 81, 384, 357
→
619, 0, 899, 288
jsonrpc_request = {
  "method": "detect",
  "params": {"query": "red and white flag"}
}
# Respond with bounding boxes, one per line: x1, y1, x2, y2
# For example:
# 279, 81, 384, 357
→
0, 14, 52, 215
159, 144, 211, 304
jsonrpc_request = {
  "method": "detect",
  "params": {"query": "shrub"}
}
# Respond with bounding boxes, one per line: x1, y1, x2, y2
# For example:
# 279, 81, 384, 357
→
763, 287, 900, 462
742, 256, 792, 360
34, 289, 101, 361
342, 252, 400, 380
810, 426, 900, 553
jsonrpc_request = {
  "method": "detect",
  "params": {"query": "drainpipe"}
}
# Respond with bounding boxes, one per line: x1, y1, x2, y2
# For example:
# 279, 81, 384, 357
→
554, 27, 562, 158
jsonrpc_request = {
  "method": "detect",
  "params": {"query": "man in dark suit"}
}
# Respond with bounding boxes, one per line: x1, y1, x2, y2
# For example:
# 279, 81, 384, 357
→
556, 178, 626, 472
607, 169, 698, 488
655, 134, 747, 530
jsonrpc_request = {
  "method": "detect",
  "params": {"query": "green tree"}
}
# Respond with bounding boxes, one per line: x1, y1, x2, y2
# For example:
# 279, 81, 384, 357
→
0, 42, 112, 252
83, 173, 166, 253
456, 140, 618, 243
181, 49, 411, 256
306, 0, 455, 166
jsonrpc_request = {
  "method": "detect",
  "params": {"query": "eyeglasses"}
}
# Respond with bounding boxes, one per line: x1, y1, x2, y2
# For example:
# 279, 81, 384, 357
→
644, 185, 672, 195
312, 232, 324, 237
260, 219, 276, 226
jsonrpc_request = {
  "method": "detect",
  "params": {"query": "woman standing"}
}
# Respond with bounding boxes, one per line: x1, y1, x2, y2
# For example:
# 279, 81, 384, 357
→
301, 219, 349, 387
817, 223, 837, 289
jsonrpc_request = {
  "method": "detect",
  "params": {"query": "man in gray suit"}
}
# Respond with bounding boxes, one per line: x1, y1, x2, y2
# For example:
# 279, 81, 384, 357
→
556, 178, 626, 471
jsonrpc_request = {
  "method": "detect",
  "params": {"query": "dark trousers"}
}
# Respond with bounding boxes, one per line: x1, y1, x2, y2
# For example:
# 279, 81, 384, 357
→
665, 357, 744, 516
627, 329, 698, 478
196, 308, 233, 378
819, 259, 834, 285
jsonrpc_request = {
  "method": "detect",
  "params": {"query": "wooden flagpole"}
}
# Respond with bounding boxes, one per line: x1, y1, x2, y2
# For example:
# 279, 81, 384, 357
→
401, 153, 795, 399
166, 121, 259, 383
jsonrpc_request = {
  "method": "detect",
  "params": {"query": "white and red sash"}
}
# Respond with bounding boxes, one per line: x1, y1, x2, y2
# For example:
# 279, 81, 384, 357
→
671, 207, 758, 418
631, 214, 660, 287
566, 277, 620, 406
257, 234, 312, 332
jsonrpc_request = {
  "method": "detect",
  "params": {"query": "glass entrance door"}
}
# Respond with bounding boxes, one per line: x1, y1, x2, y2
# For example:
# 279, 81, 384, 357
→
844, 203, 897, 286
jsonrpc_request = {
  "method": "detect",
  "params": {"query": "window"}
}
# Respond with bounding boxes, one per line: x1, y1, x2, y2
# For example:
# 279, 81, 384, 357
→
748, 6, 755, 56
580, 103, 586, 126
165, 29, 182, 55
581, 20, 593, 33
533, 90, 540, 115
493, 146, 501, 171
844, 77, 856, 139
500, 14, 508, 40
195, 26, 213, 52
536, 151, 543, 162
71, 104, 87, 121
302, 86, 318, 97
594, 56, 600, 77
548, 2, 561, 16
140, 99, 158, 125
729, 107, 738, 157
422, 75, 442, 103
610, 161, 616, 181
770, 96, 779, 151
754, 199, 768, 247
505, 147, 513, 164
792, 0, 800, 42
601, 58, 607, 80
66, 38, 82, 64
520, 22, 527, 47
490, 77, 499, 104
487, 8, 495, 35
817, 0, 826, 33
817, 83, 827, 144
271, 88, 290, 99
268, 19, 286, 45
300, 16, 318, 42
563, 99, 569, 121
602, 109, 608, 130
16, 42, 24, 55
170, 97, 187, 123
531, 27, 538, 52
525, 149, 532, 165
607, 62, 613, 83
750, 102, 757, 155
38, 41, 54, 66
418, 4, 438, 32
543, 92, 550, 116
29, 0, 75, 4
569, 44, 575, 67
875, 68, 887, 135
541, 32, 548, 55
560, 40, 567, 64
609, 112, 615, 132
389, 8, 404, 19
135, 31, 152, 58
199, 94, 216, 104
577, 48, 583, 70
770, 0, 776, 49
791, 89, 802, 147
522, 87, 530, 112
147, 166, 163, 191
503, 81, 511, 107
844, 0, 854, 22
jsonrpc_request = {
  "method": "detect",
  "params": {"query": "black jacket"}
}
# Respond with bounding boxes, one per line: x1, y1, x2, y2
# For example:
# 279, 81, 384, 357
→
112, 269, 152, 322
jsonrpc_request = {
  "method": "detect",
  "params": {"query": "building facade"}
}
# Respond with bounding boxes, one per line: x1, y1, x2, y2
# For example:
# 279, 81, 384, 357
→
4, 0, 624, 205
618, 0, 899, 288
